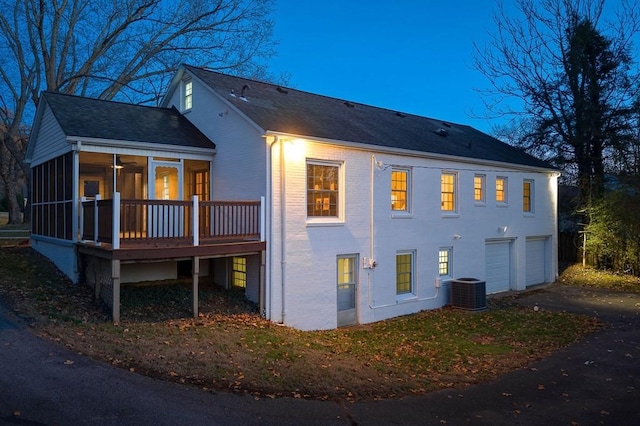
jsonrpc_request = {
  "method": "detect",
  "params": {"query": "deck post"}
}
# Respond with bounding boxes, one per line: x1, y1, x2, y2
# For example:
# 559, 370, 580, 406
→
192, 256, 200, 317
94, 194, 101, 246
192, 195, 199, 246
260, 196, 266, 241
79, 197, 86, 242
112, 192, 120, 250
112, 259, 121, 323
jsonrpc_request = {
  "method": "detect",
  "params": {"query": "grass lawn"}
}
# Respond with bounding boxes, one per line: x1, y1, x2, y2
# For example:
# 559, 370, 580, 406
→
0, 248, 617, 401
0, 212, 30, 247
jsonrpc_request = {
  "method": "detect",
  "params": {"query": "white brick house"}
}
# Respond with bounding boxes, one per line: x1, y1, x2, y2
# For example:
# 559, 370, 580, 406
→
161, 65, 558, 330
27, 64, 558, 330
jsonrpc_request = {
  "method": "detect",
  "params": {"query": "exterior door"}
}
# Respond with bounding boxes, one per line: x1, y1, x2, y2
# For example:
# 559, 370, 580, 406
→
149, 160, 184, 237
526, 238, 547, 286
337, 255, 358, 327
485, 240, 511, 294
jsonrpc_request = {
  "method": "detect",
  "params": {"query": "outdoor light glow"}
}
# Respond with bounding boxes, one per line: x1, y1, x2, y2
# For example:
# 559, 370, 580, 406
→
285, 138, 305, 162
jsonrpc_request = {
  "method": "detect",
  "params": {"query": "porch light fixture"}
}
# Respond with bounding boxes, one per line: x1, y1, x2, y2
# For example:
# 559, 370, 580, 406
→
498, 226, 508, 233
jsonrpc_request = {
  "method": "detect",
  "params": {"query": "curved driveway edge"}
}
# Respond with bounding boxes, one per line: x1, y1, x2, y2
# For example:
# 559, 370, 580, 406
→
1, 285, 639, 425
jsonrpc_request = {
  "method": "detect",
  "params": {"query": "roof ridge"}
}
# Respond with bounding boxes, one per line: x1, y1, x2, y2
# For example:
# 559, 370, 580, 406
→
42, 91, 172, 112
184, 65, 462, 125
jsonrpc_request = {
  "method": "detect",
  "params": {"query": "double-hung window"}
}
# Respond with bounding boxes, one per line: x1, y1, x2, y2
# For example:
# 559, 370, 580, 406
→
232, 257, 247, 288
396, 251, 415, 296
441, 172, 457, 212
438, 247, 453, 278
496, 176, 508, 204
474, 174, 486, 204
523, 179, 534, 213
391, 168, 410, 213
183, 80, 193, 111
307, 161, 341, 219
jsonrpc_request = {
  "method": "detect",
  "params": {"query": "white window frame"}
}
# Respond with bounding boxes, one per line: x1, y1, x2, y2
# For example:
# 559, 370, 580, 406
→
496, 176, 508, 205
396, 250, 416, 298
183, 80, 193, 111
438, 247, 453, 278
391, 167, 412, 216
474, 174, 486, 205
306, 159, 344, 225
523, 179, 534, 214
441, 171, 458, 214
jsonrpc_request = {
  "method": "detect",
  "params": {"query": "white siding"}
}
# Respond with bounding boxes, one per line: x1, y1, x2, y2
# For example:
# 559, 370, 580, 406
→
165, 76, 267, 200
30, 238, 78, 283
29, 104, 71, 166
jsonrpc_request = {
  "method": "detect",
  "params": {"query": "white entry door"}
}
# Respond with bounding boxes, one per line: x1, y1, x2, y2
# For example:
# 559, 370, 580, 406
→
149, 160, 184, 238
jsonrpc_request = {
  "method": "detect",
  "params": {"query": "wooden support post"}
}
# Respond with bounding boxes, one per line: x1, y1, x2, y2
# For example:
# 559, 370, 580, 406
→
112, 259, 121, 323
192, 256, 200, 317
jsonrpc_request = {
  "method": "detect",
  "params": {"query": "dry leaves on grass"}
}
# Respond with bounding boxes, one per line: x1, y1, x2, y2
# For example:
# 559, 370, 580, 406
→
0, 248, 604, 401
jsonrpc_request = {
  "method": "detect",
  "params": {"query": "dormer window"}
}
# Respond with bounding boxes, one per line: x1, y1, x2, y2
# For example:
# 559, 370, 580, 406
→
183, 80, 193, 111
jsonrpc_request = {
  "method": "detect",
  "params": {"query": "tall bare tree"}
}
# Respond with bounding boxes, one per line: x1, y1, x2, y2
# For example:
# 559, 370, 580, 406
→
0, 0, 276, 224
474, 0, 640, 206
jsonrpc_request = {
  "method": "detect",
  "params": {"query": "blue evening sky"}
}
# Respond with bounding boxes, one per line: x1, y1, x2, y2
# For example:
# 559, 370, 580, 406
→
270, 1, 503, 134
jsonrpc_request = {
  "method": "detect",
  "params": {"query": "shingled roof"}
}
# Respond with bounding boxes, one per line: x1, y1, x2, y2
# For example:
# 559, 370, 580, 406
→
185, 65, 551, 170
42, 92, 215, 149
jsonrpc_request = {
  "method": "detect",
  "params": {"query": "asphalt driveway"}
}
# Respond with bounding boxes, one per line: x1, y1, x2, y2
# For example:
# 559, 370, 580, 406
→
1, 284, 639, 425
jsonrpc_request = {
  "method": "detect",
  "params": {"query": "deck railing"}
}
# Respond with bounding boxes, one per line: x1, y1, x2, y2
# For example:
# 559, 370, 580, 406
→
80, 193, 265, 249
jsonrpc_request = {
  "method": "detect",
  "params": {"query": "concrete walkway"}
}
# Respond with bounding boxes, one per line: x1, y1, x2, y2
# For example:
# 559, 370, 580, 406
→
1, 284, 639, 425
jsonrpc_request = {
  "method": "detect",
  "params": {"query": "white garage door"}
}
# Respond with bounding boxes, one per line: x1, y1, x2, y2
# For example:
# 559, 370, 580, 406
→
526, 238, 547, 286
485, 241, 511, 294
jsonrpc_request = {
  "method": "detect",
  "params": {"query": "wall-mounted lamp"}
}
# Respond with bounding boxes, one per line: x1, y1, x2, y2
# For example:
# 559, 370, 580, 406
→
498, 226, 508, 233
453, 234, 462, 240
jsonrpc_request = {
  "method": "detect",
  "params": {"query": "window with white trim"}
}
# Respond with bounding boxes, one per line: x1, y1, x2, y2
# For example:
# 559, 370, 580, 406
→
474, 174, 485, 203
396, 251, 415, 296
523, 179, 534, 213
438, 247, 453, 277
441, 172, 457, 212
496, 176, 508, 204
391, 168, 410, 212
183, 80, 193, 110
307, 161, 340, 218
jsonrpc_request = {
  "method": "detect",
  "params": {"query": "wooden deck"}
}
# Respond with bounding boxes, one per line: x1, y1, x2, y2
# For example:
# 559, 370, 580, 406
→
79, 193, 266, 261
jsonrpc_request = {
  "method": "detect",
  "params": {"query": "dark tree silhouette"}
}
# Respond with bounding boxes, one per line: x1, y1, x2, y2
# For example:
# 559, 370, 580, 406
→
0, 0, 277, 224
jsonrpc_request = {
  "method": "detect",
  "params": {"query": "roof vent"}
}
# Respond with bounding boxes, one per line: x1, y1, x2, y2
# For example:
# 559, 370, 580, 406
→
240, 84, 251, 101
434, 128, 448, 137
229, 89, 235, 97
276, 87, 288, 94
395, 112, 406, 118
344, 101, 355, 108
442, 121, 452, 128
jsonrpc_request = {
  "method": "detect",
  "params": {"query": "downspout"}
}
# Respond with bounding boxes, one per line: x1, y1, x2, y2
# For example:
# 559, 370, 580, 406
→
368, 155, 375, 309
279, 137, 287, 323
267, 135, 286, 324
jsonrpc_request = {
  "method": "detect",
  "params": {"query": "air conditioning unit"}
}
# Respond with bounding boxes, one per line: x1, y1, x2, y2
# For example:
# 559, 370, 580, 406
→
451, 278, 487, 311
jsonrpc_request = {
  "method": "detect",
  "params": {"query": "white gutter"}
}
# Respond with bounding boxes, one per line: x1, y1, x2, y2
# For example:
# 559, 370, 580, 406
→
265, 130, 558, 174
65, 136, 216, 156
266, 135, 286, 324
